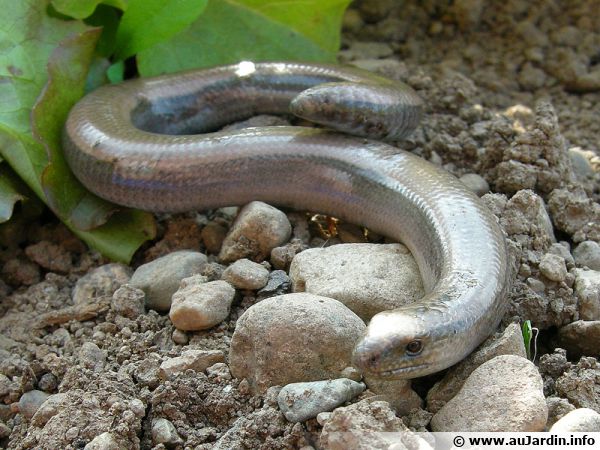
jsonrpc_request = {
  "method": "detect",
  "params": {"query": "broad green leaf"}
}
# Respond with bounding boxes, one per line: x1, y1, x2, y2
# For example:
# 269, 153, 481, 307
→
0, 163, 27, 223
107, 61, 126, 83
0, 0, 156, 261
234, 0, 350, 52
114, 0, 208, 60
52, 0, 127, 19
85, 4, 122, 57
0, 0, 87, 197
137, 0, 350, 76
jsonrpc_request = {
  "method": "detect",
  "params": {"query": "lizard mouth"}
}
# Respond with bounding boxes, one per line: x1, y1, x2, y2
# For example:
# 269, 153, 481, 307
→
374, 363, 430, 377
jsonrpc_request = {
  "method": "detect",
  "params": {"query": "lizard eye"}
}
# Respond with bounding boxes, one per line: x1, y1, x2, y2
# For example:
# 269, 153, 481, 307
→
406, 340, 423, 355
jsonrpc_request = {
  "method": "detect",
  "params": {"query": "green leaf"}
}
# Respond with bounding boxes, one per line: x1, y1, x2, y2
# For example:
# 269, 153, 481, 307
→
0, 0, 156, 261
137, 0, 351, 76
85, 4, 122, 57
0, 163, 28, 223
522, 320, 532, 359
52, 0, 127, 19
234, 0, 350, 52
107, 60, 125, 83
114, 0, 208, 60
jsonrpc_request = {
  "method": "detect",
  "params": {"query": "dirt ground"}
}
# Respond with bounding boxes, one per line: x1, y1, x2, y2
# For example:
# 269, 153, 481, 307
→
1, 0, 599, 448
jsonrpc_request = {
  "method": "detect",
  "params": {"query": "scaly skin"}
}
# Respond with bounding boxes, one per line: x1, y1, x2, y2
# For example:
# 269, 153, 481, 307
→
63, 61, 510, 379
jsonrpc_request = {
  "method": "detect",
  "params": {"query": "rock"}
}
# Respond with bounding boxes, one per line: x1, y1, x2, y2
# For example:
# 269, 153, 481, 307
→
427, 323, 527, 411
574, 241, 600, 271
555, 357, 600, 412
1, 257, 40, 286
289, 243, 423, 321
430, 355, 547, 431
38, 373, 58, 392
84, 432, 126, 450
497, 189, 556, 245
206, 362, 232, 380
169, 276, 235, 330
18, 390, 50, 419
320, 400, 429, 450
130, 250, 208, 311
152, 418, 182, 446
548, 242, 575, 267
256, 270, 291, 299
73, 264, 132, 304
30, 393, 68, 427
230, 293, 366, 393
459, 173, 489, 196
545, 396, 576, 429
79, 342, 106, 371
221, 259, 269, 290
573, 269, 600, 320
364, 377, 422, 415
25, 241, 72, 273
111, 285, 145, 319
277, 378, 365, 422
550, 408, 600, 432
539, 253, 568, 282
270, 240, 305, 270
558, 321, 600, 358
548, 188, 600, 243
219, 201, 291, 263
171, 329, 188, 345
159, 349, 225, 380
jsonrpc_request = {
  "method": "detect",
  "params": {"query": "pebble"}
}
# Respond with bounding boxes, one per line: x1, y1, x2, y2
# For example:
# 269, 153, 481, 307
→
256, 270, 291, 299
219, 201, 291, 263
152, 418, 182, 446
221, 258, 269, 290
79, 342, 106, 371
30, 393, 68, 427
320, 400, 426, 450
18, 390, 50, 419
558, 320, 600, 358
1, 257, 41, 286
427, 323, 527, 411
363, 377, 422, 415
545, 396, 576, 429
229, 293, 366, 393
550, 408, 600, 432
289, 243, 423, 321
573, 241, 600, 271
159, 349, 225, 380
83, 432, 123, 450
459, 173, 490, 197
37, 373, 58, 392
555, 357, 600, 411
130, 250, 208, 311
430, 355, 547, 431
72, 263, 132, 304
338, 41, 394, 62
206, 362, 232, 380
171, 329, 189, 345
548, 242, 575, 267
277, 378, 365, 423
270, 240, 305, 270
539, 253, 567, 282
573, 269, 600, 320
25, 240, 72, 273
169, 276, 235, 330
111, 285, 145, 319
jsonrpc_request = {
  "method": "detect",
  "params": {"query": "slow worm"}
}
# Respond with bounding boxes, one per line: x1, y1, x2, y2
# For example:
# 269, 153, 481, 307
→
63, 61, 510, 378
